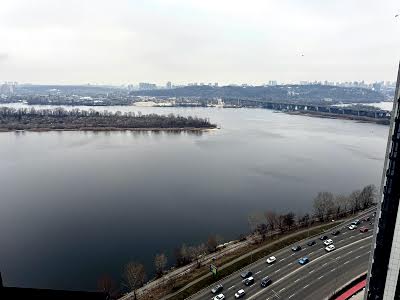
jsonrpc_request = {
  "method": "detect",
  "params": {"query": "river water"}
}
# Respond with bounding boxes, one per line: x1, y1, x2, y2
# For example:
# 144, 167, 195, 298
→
0, 103, 389, 291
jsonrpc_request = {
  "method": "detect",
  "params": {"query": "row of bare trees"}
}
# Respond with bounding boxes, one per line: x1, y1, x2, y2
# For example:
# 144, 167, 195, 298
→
313, 184, 377, 221
0, 106, 215, 130
116, 184, 377, 298
247, 184, 377, 241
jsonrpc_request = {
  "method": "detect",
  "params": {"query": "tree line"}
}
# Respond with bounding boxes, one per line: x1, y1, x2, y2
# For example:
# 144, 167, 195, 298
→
0, 107, 216, 130
102, 184, 377, 299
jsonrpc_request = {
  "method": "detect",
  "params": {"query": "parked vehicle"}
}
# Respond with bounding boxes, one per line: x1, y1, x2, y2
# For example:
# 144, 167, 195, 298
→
331, 230, 340, 236
360, 227, 369, 233
323, 239, 333, 246
348, 224, 357, 230
320, 235, 328, 240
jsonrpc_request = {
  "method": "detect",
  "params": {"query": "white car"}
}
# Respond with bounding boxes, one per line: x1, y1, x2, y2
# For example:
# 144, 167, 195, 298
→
213, 294, 225, 300
325, 245, 336, 252
235, 289, 245, 298
348, 224, 357, 230
266, 256, 276, 264
324, 239, 333, 246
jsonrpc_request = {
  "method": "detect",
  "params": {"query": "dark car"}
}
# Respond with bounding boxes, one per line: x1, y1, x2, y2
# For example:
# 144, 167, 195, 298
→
307, 240, 316, 246
291, 245, 302, 252
211, 284, 223, 294
261, 276, 272, 288
240, 270, 253, 279
243, 276, 255, 286
331, 230, 340, 236
320, 235, 328, 240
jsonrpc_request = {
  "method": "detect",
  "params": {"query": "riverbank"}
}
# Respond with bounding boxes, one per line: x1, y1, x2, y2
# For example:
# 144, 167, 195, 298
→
0, 127, 217, 133
286, 110, 390, 125
0, 107, 217, 132
120, 206, 376, 300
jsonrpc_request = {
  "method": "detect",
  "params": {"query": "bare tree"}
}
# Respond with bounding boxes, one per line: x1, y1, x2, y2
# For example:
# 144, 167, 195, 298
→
349, 190, 362, 213
334, 194, 349, 218
154, 253, 168, 277
189, 243, 207, 267
277, 214, 285, 233
359, 184, 377, 209
265, 211, 278, 231
123, 262, 146, 299
283, 212, 296, 230
313, 192, 334, 221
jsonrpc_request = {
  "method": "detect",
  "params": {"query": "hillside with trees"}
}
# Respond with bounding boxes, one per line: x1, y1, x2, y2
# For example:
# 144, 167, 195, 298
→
130, 85, 385, 104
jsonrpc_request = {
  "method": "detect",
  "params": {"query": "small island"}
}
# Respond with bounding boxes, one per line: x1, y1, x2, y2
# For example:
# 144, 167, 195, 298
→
0, 107, 217, 132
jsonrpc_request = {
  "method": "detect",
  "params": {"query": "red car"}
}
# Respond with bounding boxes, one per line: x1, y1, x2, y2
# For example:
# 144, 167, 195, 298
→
360, 227, 369, 233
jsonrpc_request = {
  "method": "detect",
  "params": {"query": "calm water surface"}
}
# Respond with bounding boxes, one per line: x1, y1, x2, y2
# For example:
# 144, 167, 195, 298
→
0, 104, 389, 290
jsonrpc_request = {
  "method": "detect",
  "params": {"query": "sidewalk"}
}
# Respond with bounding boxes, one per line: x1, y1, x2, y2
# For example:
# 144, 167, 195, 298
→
120, 207, 375, 300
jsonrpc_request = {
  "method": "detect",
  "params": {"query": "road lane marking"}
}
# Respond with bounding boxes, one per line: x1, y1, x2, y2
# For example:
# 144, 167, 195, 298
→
247, 236, 372, 300
288, 293, 296, 299
294, 278, 301, 283
280, 287, 286, 292
256, 271, 262, 275
303, 284, 310, 289
275, 268, 281, 273
228, 285, 235, 290
288, 262, 293, 266
355, 255, 361, 259
322, 263, 328, 267
318, 275, 324, 280
344, 260, 350, 264
309, 251, 314, 255
247, 236, 373, 300
309, 270, 315, 274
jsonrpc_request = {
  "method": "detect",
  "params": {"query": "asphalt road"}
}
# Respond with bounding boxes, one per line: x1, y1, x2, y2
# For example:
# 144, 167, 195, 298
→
190, 211, 375, 300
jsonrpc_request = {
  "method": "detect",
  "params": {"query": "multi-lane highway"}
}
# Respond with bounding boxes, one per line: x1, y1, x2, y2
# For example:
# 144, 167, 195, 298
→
190, 212, 375, 300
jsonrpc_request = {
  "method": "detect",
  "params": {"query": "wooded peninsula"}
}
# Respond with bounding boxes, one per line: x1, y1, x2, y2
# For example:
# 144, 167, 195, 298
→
0, 107, 216, 131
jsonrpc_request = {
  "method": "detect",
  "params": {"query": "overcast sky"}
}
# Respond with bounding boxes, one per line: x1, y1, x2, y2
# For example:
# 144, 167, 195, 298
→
0, 0, 399, 85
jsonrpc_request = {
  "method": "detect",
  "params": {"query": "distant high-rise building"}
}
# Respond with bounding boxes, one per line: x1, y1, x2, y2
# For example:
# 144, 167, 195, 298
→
166, 81, 172, 89
0, 82, 16, 95
139, 82, 157, 90
365, 63, 400, 300
214, 82, 218, 87
268, 80, 277, 86
373, 82, 382, 92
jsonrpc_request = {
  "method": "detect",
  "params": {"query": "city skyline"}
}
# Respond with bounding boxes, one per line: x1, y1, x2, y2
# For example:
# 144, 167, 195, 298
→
0, 0, 399, 85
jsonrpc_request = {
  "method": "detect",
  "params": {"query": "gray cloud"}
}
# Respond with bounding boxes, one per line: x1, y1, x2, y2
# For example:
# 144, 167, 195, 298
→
0, 0, 399, 84
0, 53, 8, 61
